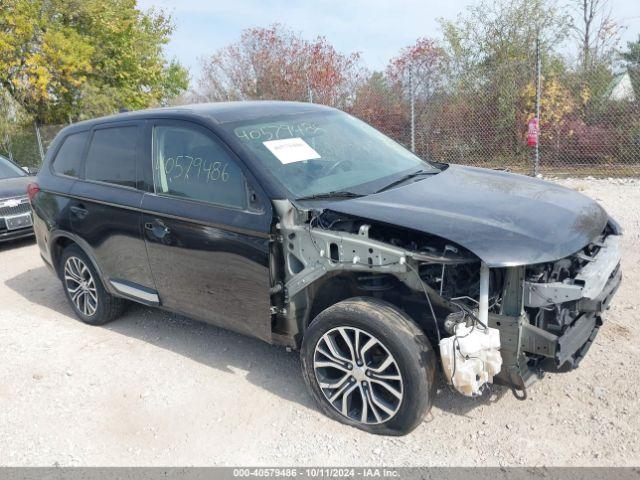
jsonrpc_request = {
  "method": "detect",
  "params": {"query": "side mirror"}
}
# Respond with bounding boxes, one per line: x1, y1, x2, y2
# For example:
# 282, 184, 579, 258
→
22, 166, 39, 175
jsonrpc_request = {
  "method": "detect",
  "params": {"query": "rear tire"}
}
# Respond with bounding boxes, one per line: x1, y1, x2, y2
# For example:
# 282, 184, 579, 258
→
301, 297, 436, 435
60, 245, 127, 326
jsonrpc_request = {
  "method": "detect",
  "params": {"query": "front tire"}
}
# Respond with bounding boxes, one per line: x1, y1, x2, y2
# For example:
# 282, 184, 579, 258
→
301, 298, 435, 435
60, 245, 127, 326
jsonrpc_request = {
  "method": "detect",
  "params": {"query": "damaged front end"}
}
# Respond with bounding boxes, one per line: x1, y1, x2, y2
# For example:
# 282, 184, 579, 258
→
269, 200, 622, 398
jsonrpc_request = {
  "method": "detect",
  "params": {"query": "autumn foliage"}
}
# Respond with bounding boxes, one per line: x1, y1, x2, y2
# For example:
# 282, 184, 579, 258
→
2, 0, 638, 174
0, 0, 188, 123
195, 3, 639, 175
198, 24, 363, 107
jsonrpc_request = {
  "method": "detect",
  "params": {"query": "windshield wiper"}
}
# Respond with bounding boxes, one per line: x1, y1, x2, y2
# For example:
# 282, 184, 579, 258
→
374, 169, 434, 194
295, 190, 364, 201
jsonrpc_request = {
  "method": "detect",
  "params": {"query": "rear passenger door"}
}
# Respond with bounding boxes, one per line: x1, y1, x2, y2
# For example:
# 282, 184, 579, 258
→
68, 121, 157, 301
139, 120, 272, 342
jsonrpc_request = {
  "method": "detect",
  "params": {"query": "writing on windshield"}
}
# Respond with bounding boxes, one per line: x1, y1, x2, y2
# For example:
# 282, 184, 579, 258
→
227, 111, 438, 198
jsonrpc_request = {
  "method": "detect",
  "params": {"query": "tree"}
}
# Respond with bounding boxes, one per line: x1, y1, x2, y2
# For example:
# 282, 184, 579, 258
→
569, 0, 623, 71
621, 35, 640, 66
523, 57, 576, 158
621, 35, 640, 96
0, 0, 188, 123
437, 0, 571, 157
349, 72, 405, 137
0, 91, 21, 160
439, 0, 569, 76
197, 24, 363, 108
382, 38, 449, 154
386, 38, 448, 115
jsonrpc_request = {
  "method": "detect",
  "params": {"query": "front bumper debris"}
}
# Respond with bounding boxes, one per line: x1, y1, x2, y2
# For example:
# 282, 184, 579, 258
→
491, 236, 622, 390
520, 263, 621, 367
522, 235, 620, 308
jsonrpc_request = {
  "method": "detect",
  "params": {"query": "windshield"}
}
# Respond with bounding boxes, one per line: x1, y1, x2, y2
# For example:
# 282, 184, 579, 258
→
0, 155, 26, 179
225, 111, 440, 198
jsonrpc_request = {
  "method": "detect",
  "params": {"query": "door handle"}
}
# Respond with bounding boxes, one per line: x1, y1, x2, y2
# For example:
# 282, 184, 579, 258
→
70, 205, 88, 219
145, 221, 171, 239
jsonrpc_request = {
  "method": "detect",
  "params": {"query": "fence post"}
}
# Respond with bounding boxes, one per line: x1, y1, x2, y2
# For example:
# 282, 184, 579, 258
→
534, 32, 541, 176
307, 81, 313, 103
409, 65, 415, 153
3, 131, 13, 162
34, 121, 45, 164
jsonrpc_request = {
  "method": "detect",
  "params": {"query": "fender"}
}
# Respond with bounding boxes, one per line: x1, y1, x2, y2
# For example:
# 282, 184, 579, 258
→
48, 230, 118, 299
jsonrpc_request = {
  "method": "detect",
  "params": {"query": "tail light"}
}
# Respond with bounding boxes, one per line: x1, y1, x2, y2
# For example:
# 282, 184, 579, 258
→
27, 182, 40, 201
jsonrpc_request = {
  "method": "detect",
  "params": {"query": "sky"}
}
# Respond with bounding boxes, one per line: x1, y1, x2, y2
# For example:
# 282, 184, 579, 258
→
138, 0, 640, 83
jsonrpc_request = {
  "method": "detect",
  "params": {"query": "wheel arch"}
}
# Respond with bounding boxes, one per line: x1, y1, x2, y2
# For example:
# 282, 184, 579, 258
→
307, 273, 358, 326
302, 272, 429, 338
49, 231, 112, 294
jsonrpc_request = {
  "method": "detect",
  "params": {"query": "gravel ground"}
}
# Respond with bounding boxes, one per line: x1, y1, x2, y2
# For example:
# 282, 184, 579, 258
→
0, 177, 638, 467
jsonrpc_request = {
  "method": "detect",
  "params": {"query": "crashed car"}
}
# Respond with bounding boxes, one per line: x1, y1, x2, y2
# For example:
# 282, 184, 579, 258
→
29, 102, 621, 435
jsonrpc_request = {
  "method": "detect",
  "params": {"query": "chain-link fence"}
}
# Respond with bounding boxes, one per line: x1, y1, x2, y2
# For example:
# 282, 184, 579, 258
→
352, 59, 640, 177
2, 61, 639, 177
0, 122, 67, 169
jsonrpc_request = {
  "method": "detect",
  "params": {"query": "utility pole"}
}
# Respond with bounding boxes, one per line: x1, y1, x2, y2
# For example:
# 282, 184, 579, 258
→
409, 65, 415, 153
534, 32, 541, 176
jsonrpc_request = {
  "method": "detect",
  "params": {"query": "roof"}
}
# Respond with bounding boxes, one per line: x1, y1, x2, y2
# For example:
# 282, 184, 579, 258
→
606, 70, 637, 102
67, 101, 338, 130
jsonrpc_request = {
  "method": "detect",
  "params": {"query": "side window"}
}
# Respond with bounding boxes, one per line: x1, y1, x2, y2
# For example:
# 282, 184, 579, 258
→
52, 131, 88, 177
85, 126, 138, 188
152, 125, 247, 209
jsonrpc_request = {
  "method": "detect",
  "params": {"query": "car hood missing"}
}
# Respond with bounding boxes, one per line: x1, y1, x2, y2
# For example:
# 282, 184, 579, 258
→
323, 164, 609, 267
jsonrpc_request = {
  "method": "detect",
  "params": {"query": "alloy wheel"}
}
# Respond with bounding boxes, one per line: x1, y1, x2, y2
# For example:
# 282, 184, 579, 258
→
313, 326, 404, 425
64, 256, 98, 316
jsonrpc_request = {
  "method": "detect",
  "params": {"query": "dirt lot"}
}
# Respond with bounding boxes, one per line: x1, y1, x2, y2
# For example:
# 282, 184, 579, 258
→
0, 178, 639, 467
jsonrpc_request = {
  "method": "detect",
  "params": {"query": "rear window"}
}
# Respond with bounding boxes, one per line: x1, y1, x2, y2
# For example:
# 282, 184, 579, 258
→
85, 126, 138, 188
52, 131, 88, 177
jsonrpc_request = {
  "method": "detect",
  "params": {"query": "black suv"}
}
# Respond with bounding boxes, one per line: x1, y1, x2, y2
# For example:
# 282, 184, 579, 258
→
31, 102, 621, 435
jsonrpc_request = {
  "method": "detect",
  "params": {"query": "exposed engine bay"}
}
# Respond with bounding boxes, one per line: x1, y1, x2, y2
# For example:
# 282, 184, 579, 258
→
269, 200, 622, 397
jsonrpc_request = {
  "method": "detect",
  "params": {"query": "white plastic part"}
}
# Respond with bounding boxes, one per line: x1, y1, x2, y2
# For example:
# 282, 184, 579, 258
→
439, 323, 502, 397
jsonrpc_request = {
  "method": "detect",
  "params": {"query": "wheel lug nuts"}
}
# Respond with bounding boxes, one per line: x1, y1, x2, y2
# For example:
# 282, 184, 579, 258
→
347, 364, 353, 369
